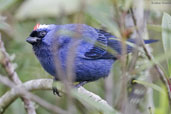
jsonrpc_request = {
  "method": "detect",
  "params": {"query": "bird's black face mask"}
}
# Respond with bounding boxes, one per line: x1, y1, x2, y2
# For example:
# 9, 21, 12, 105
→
26, 30, 47, 45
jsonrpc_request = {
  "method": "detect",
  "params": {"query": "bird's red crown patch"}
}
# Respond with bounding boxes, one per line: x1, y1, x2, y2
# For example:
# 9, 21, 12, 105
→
34, 24, 40, 30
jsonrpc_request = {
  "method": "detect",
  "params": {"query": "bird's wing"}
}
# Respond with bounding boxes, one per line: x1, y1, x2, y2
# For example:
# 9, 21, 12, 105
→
84, 29, 117, 60
82, 27, 157, 60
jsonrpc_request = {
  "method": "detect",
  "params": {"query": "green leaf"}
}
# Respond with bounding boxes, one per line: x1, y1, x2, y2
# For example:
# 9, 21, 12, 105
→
133, 80, 165, 94
154, 85, 169, 114
15, 0, 80, 20
162, 13, 171, 76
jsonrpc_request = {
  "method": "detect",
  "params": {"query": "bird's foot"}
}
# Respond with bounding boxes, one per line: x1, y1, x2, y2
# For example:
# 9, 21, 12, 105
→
52, 79, 62, 97
52, 87, 61, 97
74, 81, 88, 88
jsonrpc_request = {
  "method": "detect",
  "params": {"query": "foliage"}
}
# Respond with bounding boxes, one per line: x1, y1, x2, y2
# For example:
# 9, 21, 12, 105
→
0, 0, 171, 114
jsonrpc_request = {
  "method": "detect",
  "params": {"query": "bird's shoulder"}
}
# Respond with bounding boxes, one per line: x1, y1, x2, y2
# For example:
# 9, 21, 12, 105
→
81, 28, 117, 60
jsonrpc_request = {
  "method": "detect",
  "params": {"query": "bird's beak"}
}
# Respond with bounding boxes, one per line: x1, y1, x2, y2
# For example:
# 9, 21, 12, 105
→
26, 37, 41, 44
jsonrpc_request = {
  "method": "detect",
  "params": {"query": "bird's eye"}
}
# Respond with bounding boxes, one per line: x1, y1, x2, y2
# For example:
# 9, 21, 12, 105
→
38, 31, 47, 38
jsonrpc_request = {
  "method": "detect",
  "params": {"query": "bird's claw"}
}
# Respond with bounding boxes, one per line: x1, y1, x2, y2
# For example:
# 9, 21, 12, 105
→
52, 87, 61, 97
52, 81, 87, 96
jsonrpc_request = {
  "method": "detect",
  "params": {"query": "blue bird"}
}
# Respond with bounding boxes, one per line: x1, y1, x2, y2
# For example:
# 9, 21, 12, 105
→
26, 24, 157, 88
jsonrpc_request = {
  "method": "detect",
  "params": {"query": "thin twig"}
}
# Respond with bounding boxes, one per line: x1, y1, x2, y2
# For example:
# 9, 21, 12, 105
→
0, 34, 36, 114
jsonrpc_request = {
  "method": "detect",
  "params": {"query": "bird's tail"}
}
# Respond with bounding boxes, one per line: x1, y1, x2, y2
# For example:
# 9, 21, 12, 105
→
128, 39, 158, 44
144, 39, 158, 44
126, 39, 158, 53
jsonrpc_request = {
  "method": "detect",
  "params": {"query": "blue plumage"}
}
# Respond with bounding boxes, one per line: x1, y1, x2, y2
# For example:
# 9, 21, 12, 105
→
26, 24, 157, 82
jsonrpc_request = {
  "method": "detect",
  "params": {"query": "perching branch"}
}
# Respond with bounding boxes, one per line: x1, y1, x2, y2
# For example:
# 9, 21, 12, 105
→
0, 75, 68, 114
0, 77, 114, 114
0, 78, 53, 111
0, 34, 36, 114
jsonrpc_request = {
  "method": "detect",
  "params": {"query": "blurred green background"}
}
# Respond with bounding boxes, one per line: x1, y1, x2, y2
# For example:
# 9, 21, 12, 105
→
0, 0, 171, 114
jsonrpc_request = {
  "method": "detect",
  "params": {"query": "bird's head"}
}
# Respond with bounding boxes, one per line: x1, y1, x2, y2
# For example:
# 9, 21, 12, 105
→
26, 24, 56, 46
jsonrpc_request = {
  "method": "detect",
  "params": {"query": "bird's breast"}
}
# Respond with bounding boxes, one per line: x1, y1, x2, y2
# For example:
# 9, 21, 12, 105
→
33, 46, 58, 76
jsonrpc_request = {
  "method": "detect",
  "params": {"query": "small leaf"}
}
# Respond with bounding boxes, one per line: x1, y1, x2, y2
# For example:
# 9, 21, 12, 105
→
162, 13, 171, 76
133, 80, 165, 94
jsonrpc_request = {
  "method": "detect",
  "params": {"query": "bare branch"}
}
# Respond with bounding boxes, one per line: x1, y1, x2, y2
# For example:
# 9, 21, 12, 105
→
0, 77, 114, 113
0, 34, 36, 114
0, 75, 68, 114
